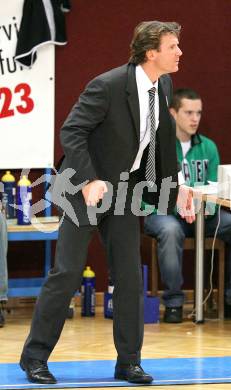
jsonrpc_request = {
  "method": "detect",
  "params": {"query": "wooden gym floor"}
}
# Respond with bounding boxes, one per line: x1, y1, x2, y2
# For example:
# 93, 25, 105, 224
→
1, 305, 231, 389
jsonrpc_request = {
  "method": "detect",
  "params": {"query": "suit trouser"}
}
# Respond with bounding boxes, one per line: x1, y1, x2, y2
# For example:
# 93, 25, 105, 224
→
22, 201, 144, 365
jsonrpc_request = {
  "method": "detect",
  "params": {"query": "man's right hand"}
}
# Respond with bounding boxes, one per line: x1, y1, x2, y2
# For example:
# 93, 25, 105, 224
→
82, 180, 108, 207
177, 184, 196, 223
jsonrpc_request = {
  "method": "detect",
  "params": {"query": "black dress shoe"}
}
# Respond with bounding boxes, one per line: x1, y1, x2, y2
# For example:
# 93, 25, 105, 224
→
114, 363, 153, 383
20, 356, 57, 384
164, 306, 183, 323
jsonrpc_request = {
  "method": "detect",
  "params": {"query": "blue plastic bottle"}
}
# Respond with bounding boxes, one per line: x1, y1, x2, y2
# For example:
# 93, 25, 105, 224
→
81, 266, 95, 316
104, 277, 114, 319
16, 175, 32, 225
1, 171, 16, 219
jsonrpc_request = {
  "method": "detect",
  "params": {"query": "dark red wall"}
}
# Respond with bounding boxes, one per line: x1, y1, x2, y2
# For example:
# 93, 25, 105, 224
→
8, 0, 231, 292
55, 0, 231, 164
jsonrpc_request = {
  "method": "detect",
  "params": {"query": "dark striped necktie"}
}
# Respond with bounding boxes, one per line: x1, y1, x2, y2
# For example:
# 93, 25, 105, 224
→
145, 86, 156, 186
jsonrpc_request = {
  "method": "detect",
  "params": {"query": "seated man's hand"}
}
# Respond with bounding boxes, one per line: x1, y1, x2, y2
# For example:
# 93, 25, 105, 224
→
82, 180, 108, 207
177, 184, 196, 224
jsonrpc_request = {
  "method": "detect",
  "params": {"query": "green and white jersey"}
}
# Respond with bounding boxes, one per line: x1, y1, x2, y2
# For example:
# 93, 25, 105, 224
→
142, 133, 220, 215
176, 133, 220, 187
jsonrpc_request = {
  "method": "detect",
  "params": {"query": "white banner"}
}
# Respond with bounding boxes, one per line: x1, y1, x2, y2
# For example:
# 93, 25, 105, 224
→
0, 1, 54, 169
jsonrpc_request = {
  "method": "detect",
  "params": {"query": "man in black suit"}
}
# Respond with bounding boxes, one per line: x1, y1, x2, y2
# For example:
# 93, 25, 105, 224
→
20, 21, 195, 384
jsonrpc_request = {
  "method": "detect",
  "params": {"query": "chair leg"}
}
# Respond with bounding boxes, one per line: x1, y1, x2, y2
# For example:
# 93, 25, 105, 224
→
204, 250, 214, 313
150, 240, 158, 296
218, 243, 225, 320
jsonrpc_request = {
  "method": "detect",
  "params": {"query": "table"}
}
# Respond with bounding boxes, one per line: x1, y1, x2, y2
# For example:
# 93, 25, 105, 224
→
195, 194, 231, 323
7, 216, 59, 297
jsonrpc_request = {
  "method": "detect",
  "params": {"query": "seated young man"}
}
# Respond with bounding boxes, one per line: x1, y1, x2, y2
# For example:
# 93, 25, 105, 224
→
144, 88, 231, 323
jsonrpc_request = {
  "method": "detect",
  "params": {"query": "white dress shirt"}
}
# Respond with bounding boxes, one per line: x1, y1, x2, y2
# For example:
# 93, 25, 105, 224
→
131, 65, 184, 185
130, 65, 159, 172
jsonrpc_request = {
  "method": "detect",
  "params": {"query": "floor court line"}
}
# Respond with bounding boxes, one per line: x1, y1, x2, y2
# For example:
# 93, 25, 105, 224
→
1, 357, 231, 388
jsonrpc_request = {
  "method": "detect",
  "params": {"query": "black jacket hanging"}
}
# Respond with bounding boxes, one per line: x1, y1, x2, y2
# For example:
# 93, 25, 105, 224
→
15, 0, 71, 67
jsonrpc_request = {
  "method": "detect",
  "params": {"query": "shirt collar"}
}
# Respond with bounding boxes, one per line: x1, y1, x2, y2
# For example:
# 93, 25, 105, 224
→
136, 64, 159, 93
191, 133, 201, 146
176, 133, 202, 148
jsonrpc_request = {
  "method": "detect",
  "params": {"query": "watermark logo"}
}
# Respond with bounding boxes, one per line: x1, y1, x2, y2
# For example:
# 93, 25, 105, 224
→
4, 168, 228, 232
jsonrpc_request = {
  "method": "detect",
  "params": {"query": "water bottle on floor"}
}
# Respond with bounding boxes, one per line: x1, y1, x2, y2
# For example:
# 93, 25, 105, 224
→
81, 266, 95, 317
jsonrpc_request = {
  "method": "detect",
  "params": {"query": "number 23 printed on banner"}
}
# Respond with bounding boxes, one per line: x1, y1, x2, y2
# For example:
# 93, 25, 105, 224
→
0, 83, 34, 118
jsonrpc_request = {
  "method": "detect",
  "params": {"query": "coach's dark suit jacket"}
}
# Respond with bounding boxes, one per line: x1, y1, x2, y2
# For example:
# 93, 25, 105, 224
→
59, 63, 178, 225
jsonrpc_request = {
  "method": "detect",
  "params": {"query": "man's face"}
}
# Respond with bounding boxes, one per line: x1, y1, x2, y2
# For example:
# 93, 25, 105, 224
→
151, 33, 182, 74
170, 98, 203, 137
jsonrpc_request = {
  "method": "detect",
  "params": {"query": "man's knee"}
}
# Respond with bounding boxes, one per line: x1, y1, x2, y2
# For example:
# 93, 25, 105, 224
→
148, 216, 185, 242
159, 220, 184, 240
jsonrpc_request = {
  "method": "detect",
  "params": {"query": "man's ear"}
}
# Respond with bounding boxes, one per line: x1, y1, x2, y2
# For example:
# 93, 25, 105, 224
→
169, 107, 177, 120
146, 49, 157, 61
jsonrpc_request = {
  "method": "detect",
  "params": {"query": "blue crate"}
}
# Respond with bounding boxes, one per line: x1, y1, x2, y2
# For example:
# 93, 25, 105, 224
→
104, 265, 159, 323
143, 265, 160, 323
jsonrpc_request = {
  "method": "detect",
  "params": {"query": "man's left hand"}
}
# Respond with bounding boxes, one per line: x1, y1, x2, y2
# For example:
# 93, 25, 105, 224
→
177, 184, 196, 223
